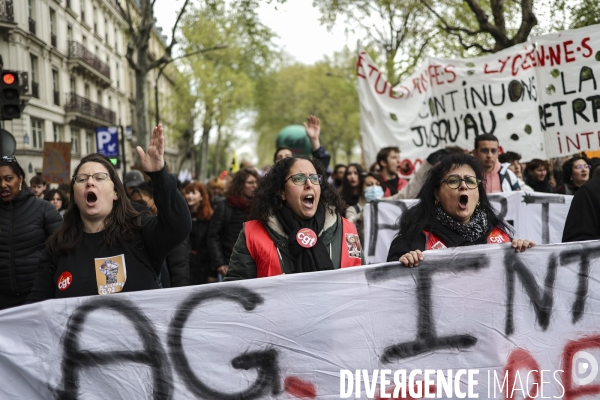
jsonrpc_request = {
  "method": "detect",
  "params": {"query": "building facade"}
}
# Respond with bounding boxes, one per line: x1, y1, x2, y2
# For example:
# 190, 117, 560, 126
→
0, 0, 190, 183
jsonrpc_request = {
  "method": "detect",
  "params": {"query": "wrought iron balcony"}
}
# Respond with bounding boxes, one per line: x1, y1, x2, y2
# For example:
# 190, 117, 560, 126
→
0, 0, 14, 23
68, 41, 110, 78
53, 90, 60, 106
65, 92, 115, 125
31, 81, 39, 98
51, 33, 57, 48
28, 17, 35, 35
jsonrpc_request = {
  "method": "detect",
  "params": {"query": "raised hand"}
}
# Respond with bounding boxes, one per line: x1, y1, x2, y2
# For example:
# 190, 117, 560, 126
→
136, 124, 165, 172
303, 115, 321, 150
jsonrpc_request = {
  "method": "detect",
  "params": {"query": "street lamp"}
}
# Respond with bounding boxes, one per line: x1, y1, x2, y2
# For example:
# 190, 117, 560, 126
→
154, 43, 228, 126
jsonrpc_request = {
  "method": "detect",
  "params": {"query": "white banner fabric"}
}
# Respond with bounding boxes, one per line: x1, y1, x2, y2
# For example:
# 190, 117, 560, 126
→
358, 24, 600, 168
363, 191, 572, 264
1, 240, 599, 399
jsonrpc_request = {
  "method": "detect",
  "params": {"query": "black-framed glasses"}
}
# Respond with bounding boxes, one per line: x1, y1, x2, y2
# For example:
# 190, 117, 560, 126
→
285, 173, 323, 186
574, 164, 591, 170
72, 172, 111, 185
1, 156, 16, 163
441, 175, 480, 189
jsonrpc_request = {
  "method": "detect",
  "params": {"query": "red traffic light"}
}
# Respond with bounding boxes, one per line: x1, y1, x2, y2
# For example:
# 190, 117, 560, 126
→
2, 73, 15, 85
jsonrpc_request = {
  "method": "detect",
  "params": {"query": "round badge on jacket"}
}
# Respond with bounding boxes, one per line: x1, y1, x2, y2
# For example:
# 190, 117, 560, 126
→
296, 228, 318, 248
57, 271, 73, 291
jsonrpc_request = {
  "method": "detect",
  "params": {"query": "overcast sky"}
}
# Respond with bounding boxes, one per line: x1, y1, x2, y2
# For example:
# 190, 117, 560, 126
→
153, 0, 357, 64
152, 0, 361, 165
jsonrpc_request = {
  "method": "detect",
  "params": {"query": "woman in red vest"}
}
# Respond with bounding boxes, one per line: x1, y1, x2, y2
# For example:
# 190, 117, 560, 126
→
225, 156, 362, 280
387, 154, 535, 267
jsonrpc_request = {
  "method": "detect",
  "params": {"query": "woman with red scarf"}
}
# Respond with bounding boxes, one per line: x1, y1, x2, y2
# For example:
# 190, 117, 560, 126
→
207, 168, 259, 278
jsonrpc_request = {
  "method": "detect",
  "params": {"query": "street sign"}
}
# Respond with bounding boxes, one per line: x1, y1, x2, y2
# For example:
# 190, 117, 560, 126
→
95, 126, 119, 158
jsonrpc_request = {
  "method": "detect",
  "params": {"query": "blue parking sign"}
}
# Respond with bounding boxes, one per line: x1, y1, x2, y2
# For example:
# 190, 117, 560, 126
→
95, 126, 119, 158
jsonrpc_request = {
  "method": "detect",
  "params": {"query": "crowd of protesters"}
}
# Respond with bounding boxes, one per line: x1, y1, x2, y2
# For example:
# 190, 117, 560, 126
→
0, 115, 598, 310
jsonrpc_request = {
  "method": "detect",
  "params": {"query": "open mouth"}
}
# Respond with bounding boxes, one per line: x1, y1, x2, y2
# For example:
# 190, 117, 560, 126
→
302, 194, 315, 208
86, 192, 98, 206
0, 190, 10, 198
459, 194, 468, 209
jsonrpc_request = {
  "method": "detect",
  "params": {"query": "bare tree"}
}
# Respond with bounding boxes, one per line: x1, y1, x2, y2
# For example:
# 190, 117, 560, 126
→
421, 0, 538, 53
123, 0, 190, 153
314, 0, 436, 85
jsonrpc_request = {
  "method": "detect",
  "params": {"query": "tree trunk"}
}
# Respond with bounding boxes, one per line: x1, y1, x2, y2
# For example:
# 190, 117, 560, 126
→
213, 124, 222, 177
134, 49, 150, 157
198, 104, 212, 182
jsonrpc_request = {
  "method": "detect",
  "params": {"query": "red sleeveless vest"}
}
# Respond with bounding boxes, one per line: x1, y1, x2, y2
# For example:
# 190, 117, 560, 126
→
423, 227, 510, 250
245, 218, 362, 278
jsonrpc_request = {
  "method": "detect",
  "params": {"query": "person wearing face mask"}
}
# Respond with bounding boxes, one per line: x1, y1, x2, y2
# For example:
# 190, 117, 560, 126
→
225, 156, 361, 280
346, 173, 385, 251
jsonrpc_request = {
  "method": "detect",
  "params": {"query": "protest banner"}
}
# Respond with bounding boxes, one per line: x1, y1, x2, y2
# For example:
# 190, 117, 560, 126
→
358, 23, 600, 169
42, 142, 71, 184
0, 241, 599, 399
364, 191, 572, 264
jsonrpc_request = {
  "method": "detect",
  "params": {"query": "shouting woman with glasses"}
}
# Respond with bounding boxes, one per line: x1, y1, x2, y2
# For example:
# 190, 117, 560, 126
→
0, 156, 62, 309
225, 156, 362, 280
387, 154, 535, 267
27, 125, 191, 302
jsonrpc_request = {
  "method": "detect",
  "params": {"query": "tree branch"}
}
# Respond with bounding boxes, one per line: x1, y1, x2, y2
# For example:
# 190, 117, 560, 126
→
512, 0, 538, 44
163, 0, 191, 57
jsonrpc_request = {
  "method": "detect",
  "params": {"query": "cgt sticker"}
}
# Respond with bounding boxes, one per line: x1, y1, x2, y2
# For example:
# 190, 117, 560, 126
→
57, 272, 73, 291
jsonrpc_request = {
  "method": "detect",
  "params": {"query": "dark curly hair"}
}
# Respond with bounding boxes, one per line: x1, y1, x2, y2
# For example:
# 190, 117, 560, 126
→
225, 168, 260, 199
44, 188, 70, 211
561, 154, 591, 184
397, 154, 513, 242
249, 156, 347, 223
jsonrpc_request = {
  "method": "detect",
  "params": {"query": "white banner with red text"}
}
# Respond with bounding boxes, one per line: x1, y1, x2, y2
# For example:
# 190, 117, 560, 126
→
358, 24, 600, 171
0, 240, 599, 399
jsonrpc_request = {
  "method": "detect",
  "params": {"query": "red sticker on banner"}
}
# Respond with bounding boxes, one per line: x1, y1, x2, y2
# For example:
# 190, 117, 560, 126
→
296, 228, 318, 248
57, 272, 73, 291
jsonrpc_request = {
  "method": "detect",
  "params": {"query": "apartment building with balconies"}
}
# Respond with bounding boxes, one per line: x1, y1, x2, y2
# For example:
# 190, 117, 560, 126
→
0, 0, 190, 181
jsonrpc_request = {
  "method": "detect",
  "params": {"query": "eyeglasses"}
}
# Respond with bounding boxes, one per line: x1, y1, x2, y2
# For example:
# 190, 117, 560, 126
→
1, 156, 16, 163
574, 164, 591, 170
441, 175, 480, 189
285, 173, 323, 186
72, 172, 111, 185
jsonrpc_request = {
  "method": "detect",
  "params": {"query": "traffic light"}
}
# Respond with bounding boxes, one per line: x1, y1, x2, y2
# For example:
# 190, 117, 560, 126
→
0, 71, 20, 120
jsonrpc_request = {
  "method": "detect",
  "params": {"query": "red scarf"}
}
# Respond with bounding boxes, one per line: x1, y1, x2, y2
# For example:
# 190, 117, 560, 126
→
227, 196, 252, 214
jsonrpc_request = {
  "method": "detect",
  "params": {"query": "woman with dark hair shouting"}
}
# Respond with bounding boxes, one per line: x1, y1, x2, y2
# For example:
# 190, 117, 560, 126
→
0, 157, 62, 309
387, 154, 535, 267
225, 156, 362, 281
28, 125, 191, 301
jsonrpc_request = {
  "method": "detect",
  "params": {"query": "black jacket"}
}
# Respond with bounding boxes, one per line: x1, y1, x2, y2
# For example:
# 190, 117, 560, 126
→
387, 220, 503, 262
189, 217, 212, 284
166, 237, 191, 287
562, 175, 600, 242
207, 198, 249, 269
0, 186, 62, 308
27, 167, 191, 302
